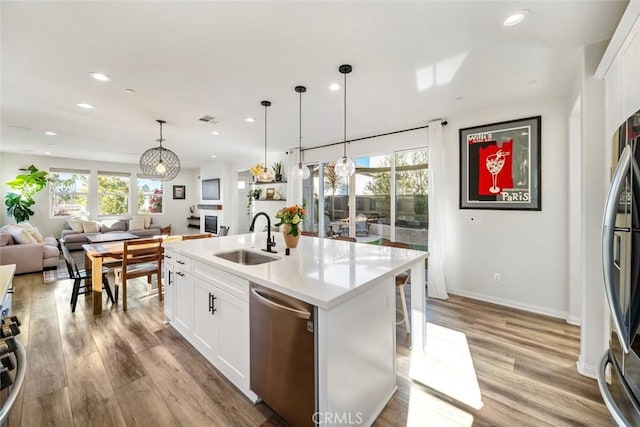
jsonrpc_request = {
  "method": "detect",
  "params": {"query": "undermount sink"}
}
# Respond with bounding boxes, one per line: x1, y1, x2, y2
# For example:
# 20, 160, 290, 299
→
214, 249, 279, 265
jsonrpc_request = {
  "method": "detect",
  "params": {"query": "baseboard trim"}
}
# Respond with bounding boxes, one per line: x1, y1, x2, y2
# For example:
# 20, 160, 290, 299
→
446, 288, 569, 320
577, 357, 598, 379
566, 315, 581, 326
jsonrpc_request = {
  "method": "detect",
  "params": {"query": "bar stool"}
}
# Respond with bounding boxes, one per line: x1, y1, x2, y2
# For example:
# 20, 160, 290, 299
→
382, 241, 411, 333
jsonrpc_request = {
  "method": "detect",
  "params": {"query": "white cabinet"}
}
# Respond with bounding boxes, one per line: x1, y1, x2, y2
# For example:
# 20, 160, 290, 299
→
169, 254, 254, 400
173, 253, 194, 335
163, 249, 175, 321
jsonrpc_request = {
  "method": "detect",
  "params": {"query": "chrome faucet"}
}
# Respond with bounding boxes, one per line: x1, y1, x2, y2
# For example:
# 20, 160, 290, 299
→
249, 212, 277, 253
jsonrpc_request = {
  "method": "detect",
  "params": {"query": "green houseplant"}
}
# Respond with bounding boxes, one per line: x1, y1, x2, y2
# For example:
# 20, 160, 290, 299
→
4, 165, 48, 223
272, 161, 283, 182
246, 189, 262, 214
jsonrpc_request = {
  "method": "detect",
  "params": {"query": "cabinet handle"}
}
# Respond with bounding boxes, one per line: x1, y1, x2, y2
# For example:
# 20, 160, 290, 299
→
168, 271, 172, 285
176, 260, 185, 265
209, 292, 217, 315
176, 271, 185, 277
165, 254, 172, 259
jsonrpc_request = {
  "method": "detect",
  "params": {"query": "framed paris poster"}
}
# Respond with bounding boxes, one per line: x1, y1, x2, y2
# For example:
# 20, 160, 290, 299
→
459, 116, 541, 210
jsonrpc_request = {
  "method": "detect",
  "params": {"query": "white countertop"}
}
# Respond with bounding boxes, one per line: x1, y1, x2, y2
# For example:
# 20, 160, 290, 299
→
165, 232, 427, 309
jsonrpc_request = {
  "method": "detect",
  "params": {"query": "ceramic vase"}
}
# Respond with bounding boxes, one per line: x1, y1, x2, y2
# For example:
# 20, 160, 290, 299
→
282, 224, 301, 248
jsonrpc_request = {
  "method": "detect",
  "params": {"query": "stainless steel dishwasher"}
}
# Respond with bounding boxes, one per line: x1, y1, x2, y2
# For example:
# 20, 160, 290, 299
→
250, 283, 316, 427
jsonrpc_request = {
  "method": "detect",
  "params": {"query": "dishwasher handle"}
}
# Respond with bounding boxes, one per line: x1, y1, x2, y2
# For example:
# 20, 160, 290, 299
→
251, 288, 311, 320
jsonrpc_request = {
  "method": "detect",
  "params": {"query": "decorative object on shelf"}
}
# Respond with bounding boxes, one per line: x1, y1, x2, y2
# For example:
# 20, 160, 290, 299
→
272, 161, 283, 182
257, 101, 274, 183
189, 205, 195, 215
265, 188, 275, 200
274, 204, 306, 248
4, 164, 48, 223
334, 65, 356, 178
250, 163, 265, 181
459, 115, 541, 210
172, 185, 185, 200
292, 85, 311, 180
139, 119, 181, 181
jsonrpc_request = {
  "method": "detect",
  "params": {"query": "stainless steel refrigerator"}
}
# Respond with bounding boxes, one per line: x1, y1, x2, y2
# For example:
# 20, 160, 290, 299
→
599, 108, 640, 426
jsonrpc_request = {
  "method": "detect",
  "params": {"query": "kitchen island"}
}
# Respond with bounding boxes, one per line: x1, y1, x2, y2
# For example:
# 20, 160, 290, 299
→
163, 232, 427, 426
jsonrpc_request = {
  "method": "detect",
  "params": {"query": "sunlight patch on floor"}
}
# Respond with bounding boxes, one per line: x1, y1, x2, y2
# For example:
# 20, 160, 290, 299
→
407, 383, 474, 427
410, 322, 483, 411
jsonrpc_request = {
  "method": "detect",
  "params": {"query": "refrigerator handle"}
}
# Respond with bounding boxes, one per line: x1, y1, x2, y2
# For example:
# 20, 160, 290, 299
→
250, 288, 311, 320
603, 145, 632, 354
597, 351, 635, 427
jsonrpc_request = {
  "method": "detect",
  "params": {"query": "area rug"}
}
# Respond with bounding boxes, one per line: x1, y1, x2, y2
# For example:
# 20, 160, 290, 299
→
43, 259, 70, 283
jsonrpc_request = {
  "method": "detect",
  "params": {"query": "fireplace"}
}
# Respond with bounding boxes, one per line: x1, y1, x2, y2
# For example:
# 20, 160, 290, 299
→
204, 215, 218, 234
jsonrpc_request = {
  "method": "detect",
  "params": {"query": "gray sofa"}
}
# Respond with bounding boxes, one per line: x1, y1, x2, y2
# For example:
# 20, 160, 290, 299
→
0, 231, 60, 274
61, 218, 164, 250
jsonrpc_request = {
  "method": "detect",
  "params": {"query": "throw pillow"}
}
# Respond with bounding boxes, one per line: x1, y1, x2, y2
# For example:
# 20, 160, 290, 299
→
6, 225, 37, 244
82, 220, 100, 233
66, 219, 84, 233
0, 232, 13, 247
129, 217, 146, 230
134, 215, 151, 229
30, 227, 45, 243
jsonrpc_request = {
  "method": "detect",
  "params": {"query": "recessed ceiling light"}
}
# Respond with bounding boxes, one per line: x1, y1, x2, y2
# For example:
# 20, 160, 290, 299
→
502, 9, 531, 27
44, 131, 57, 136
124, 88, 136, 94
44, 151, 51, 155
89, 72, 111, 82
245, 117, 256, 123
77, 103, 95, 109
329, 83, 340, 91
211, 155, 217, 158
211, 131, 219, 135
503, 10, 530, 27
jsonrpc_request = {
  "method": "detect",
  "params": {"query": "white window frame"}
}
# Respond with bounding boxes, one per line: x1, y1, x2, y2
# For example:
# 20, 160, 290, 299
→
136, 175, 164, 215
97, 171, 131, 217
48, 168, 90, 218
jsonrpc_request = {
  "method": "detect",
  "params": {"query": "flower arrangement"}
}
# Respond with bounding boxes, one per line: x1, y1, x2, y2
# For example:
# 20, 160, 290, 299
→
250, 163, 265, 178
274, 204, 306, 237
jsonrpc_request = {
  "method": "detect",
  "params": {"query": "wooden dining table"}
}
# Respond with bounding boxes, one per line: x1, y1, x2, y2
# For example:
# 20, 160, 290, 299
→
82, 235, 185, 314
82, 241, 129, 314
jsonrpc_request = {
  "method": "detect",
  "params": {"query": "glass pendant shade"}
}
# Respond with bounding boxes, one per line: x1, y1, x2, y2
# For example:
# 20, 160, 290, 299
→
334, 156, 356, 177
257, 166, 272, 183
292, 163, 310, 180
139, 120, 181, 181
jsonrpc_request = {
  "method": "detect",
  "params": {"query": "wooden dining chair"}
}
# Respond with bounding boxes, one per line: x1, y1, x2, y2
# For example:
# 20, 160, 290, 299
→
62, 243, 114, 313
114, 237, 163, 311
182, 233, 213, 240
382, 241, 411, 333
217, 226, 230, 237
334, 235, 356, 242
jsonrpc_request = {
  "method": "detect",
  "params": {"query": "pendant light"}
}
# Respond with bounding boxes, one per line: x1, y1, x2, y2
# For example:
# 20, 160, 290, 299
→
257, 100, 274, 183
334, 64, 355, 177
139, 119, 181, 181
292, 86, 310, 180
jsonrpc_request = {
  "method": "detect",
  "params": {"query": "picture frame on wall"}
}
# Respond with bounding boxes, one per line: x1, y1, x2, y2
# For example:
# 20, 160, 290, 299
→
173, 185, 186, 200
459, 116, 541, 211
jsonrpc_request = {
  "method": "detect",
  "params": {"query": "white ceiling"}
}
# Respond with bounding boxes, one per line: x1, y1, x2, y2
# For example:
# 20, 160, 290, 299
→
0, 1, 628, 169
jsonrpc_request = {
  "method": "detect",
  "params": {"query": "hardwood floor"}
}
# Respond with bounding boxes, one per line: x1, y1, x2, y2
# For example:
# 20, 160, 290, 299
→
7, 270, 612, 426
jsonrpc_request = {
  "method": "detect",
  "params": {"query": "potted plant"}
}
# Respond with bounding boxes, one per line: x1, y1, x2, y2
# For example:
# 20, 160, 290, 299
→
272, 161, 283, 182
246, 189, 262, 214
4, 165, 48, 223
274, 204, 306, 248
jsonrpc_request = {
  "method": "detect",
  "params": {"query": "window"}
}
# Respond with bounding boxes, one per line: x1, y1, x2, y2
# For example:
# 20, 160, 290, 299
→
324, 161, 349, 236
98, 172, 130, 216
49, 168, 90, 217
355, 155, 391, 241
137, 177, 163, 214
395, 149, 428, 249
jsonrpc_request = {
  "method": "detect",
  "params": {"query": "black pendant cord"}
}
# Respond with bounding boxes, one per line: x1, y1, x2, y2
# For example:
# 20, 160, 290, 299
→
264, 104, 267, 167
343, 69, 347, 159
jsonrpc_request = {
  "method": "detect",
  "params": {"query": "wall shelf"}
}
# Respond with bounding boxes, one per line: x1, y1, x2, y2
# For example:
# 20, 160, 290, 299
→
252, 181, 287, 185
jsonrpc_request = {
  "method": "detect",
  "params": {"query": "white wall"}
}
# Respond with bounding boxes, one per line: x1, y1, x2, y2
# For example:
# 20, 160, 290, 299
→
443, 99, 570, 318
0, 152, 199, 237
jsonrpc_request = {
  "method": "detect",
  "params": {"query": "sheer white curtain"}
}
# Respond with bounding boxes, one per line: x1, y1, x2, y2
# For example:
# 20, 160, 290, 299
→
427, 120, 449, 299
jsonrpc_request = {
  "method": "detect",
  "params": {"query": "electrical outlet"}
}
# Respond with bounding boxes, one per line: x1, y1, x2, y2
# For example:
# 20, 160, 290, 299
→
493, 273, 501, 282
469, 217, 483, 224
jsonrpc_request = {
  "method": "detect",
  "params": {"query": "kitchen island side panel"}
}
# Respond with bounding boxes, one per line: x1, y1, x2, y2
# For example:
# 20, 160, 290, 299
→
316, 275, 396, 426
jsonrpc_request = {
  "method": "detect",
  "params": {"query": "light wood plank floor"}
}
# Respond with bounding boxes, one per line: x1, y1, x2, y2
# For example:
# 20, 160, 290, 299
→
7, 269, 612, 426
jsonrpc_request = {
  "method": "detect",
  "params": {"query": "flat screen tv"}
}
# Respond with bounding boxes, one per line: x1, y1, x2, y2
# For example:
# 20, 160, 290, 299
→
202, 178, 220, 200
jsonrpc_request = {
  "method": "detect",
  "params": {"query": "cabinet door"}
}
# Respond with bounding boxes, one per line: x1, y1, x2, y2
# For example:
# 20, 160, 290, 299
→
163, 250, 175, 321
192, 277, 217, 357
214, 285, 250, 390
173, 268, 193, 334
